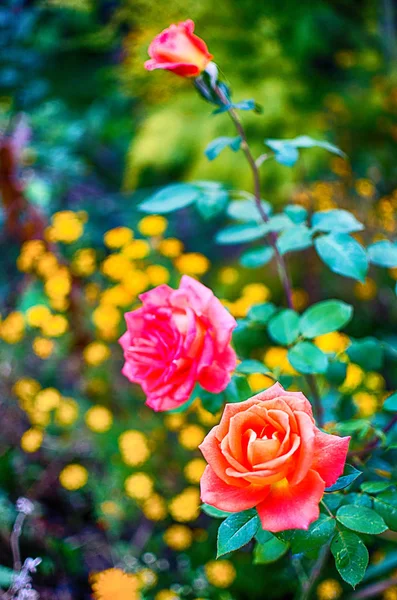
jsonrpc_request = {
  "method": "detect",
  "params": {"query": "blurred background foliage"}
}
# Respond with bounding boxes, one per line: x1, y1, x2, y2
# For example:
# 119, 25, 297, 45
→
1, 0, 397, 599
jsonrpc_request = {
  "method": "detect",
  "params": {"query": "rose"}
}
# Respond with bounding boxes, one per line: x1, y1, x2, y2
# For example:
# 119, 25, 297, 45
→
199, 383, 350, 531
119, 275, 237, 412
144, 20, 213, 78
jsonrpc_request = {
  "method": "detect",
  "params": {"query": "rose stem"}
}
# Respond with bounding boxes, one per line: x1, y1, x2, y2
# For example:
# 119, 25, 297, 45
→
213, 85, 324, 426
296, 543, 331, 600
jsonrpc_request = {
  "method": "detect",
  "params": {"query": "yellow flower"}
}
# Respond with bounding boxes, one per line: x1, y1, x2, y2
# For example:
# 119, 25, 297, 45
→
291, 288, 309, 311
100, 285, 134, 307
91, 568, 140, 600
59, 464, 88, 490
316, 578, 342, 600
20, 428, 43, 453
122, 239, 150, 259
92, 304, 121, 330
0, 312, 25, 343
365, 372, 385, 391
101, 254, 132, 281
36, 252, 59, 278
13, 378, 41, 404
175, 253, 210, 276
178, 425, 206, 450
196, 403, 221, 426
315, 332, 350, 354
35, 388, 61, 411
264, 347, 297, 375
138, 215, 168, 237
169, 487, 200, 522
137, 568, 157, 589
83, 342, 111, 366
72, 248, 96, 277
164, 413, 185, 431
17, 240, 45, 272
219, 267, 239, 285
101, 501, 123, 517
184, 458, 206, 484
104, 227, 133, 249
51, 210, 84, 243
45, 271, 72, 299
55, 398, 79, 426
155, 591, 179, 600
339, 363, 365, 392
353, 391, 378, 417
125, 473, 153, 500
384, 587, 397, 600
85, 406, 113, 433
119, 430, 150, 466
41, 314, 68, 337
228, 296, 252, 318
26, 305, 51, 327
142, 493, 167, 521
158, 238, 184, 258
32, 337, 54, 359
248, 373, 274, 393
354, 278, 377, 301
355, 179, 375, 198
85, 282, 100, 303
122, 270, 149, 295
205, 560, 236, 588
242, 283, 270, 303
147, 264, 170, 286
163, 524, 193, 550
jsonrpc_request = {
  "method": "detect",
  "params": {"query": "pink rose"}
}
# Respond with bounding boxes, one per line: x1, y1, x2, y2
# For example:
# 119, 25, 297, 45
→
119, 276, 237, 411
144, 20, 213, 78
199, 383, 350, 532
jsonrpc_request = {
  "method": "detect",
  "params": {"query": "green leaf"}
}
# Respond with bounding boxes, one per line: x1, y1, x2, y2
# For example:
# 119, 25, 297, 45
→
331, 530, 368, 588
240, 246, 274, 268
299, 300, 353, 338
235, 359, 270, 375
373, 490, 397, 531
289, 514, 336, 556
284, 204, 308, 224
247, 303, 277, 324
315, 233, 368, 282
325, 464, 362, 492
205, 136, 242, 161
195, 185, 228, 220
312, 210, 364, 233
265, 135, 345, 167
276, 225, 313, 255
253, 536, 289, 564
224, 375, 252, 404
217, 510, 260, 557
268, 309, 300, 346
360, 482, 391, 494
336, 505, 388, 534
347, 338, 384, 371
227, 198, 272, 222
368, 241, 397, 268
0, 565, 15, 589
384, 392, 397, 412
200, 389, 224, 414
201, 504, 232, 519
138, 183, 201, 214
326, 360, 347, 384
288, 341, 328, 374
216, 222, 269, 245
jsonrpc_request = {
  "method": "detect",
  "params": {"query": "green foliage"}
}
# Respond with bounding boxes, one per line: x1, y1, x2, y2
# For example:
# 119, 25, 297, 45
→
287, 514, 336, 557
367, 241, 397, 268
335, 505, 388, 534
299, 300, 353, 338
264, 136, 345, 167
373, 490, 397, 531
384, 392, 397, 412
267, 309, 300, 345
325, 464, 362, 492
253, 536, 289, 564
314, 233, 368, 282
202, 504, 232, 518
217, 510, 260, 557
205, 136, 242, 160
240, 246, 274, 268
276, 224, 312, 255
138, 183, 201, 214
288, 341, 328, 374
312, 209, 364, 233
331, 530, 369, 587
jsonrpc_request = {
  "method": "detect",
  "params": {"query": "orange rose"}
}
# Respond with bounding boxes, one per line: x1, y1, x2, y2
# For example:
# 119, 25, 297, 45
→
199, 383, 350, 532
144, 20, 213, 78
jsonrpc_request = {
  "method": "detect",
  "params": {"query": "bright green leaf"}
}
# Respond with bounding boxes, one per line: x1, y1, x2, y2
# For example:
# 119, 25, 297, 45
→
202, 504, 232, 519
227, 198, 272, 222
240, 246, 275, 268
216, 222, 268, 245
360, 482, 391, 494
336, 505, 388, 534
235, 359, 271, 375
276, 225, 313, 255
284, 204, 308, 224
373, 490, 397, 531
312, 209, 364, 233
205, 136, 242, 161
268, 309, 300, 346
253, 536, 289, 564
217, 510, 260, 557
315, 233, 368, 282
138, 183, 201, 214
299, 300, 353, 338
248, 303, 277, 324
288, 341, 328, 374
384, 392, 397, 412
368, 241, 397, 268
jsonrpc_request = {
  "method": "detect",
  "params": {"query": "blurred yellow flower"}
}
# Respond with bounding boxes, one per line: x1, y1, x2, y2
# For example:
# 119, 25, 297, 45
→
315, 332, 350, 354
205, 560, 236, 588
93, 304, 121, 330
219, 267, 239, 285
0, 312, 25, 343
59, 464, 88, 490
184, 458, 206, 484
365, 372, 385, 391
41, 314, 68, 337
138, 215, 168, 237
291, 288, 309, 311
20, 428, 43, 453
102, 254, 132, 281
72, 248, 96, 277
36, 252, 59, 278
91, 568, 140, 600
32, 337, 54, 359
83, 342, 111, 366
45, 271, 72, 299
101, 501, 123, 517
104, 227, 133, 249
147, 264, 170, 285
13, 378, 41, 403
264, 347, 297, 375
354, 278, 377, 301
242, 283, 270, 303
155, 591, 179, 600
353, 391, 378, 417
178, 425, 206, 450
339, 363, 365, 392
163, 524, 193, 550
169, 487, 200, 522
85, 406, 113, 432
125, 472, 153, 500
55, 398, 79, 426
122, 270, 150, 295
123, 239, 150, 259
248, 372, 274, 393
142, 493, 167, 521
26, 305, 51, 327
137, 568, 157, 589
51, 210, 84, 243
119, 430, 150, 466
100, 285, 134, 307
35, 388, 61, 411
355, 179, 375, 198
164, 413, 185, 431
175, 253, 210, 276
316, 578, 342, 600
158, 238, 184, 258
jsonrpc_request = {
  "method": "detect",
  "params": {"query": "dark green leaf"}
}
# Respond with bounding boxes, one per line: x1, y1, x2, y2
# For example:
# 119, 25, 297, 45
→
138, 183, 201, 214
360, 482, 391, 494
336, 505, 388, 534
299, 300, 353, 338
217, 510, 260, 557
325, 464, 362, 492
268, 309, 300, 346
224, 375, 252, 404
347, 338, 384, 371
253, 536, 289, 564
384, 392, 397, 412
373, 490, 397, 531
368, 241, 397, 268
200, 389, 224, 414
201, 504, 232, 519
331, 530, 368, 587
315, 233, 368, 282
289, 514, 336, 555
288, 341, 328, 374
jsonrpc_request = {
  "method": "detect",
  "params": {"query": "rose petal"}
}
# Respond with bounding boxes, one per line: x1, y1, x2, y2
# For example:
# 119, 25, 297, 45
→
257, 469, 325, 532
200, 465, 270, 512
312, 430, 351, 487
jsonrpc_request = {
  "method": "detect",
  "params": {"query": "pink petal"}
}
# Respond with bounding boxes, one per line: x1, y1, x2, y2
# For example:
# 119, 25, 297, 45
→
257, 469, 325, 532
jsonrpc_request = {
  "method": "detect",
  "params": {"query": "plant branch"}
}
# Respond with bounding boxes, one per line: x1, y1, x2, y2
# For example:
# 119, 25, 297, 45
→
298, 543, 331, 600
10, 512, 26, 572
349, 575, 397, 599
306, 375, 324, 428
350, 413, 397, 459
